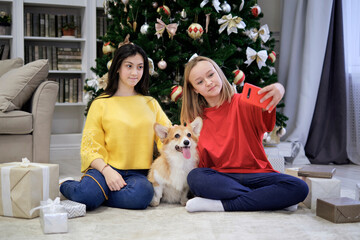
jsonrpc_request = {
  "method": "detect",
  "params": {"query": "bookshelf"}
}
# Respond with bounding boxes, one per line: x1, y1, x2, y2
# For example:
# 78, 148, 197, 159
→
0, 0, 98, 159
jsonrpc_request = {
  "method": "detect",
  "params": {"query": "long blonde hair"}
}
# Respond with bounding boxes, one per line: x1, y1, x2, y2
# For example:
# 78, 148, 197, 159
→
180, 56, 234, 125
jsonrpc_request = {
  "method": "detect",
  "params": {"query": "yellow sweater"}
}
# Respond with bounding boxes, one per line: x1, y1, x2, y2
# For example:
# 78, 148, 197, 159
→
80, 95, 171, 172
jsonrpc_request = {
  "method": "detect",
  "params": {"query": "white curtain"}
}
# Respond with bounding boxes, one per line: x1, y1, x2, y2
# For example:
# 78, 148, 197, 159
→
343, 0, 360, 164
278, 0, 333, 164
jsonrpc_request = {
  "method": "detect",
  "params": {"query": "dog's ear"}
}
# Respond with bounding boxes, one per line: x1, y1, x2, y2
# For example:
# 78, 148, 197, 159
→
154, 123, 169, 140
190, 117, 203, 136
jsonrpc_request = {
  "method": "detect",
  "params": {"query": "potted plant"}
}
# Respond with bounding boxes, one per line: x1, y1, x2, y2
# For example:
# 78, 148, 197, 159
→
0, 11, 11, 35
61, 22, 77, 37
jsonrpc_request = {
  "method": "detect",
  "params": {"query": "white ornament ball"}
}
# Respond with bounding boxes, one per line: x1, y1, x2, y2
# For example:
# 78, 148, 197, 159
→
152, 2, 158, 8
187, 23, 204, 40
277, 127, 287, 137
221, 1, 231, 13
263, 132, 269, 141
140, 22, 150, 34
157, 59, 167, 70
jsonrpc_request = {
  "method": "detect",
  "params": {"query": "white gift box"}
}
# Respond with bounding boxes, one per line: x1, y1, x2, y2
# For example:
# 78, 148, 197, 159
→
356, 183, 360, 201
35, 198, 68, 234
303, 177, 341, 210
61, 200, 86, 218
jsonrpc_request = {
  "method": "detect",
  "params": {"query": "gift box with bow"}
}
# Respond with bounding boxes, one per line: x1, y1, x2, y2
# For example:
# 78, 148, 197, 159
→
0, 158, 59, 218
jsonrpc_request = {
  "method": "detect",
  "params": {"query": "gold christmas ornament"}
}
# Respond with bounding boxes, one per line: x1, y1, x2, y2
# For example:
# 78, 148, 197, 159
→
187, 23, 204, 40
107, 59, 113, 69
102, 42, 116, 55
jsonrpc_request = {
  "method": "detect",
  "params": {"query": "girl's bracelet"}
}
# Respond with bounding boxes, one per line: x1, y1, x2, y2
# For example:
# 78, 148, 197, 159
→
101, 164, 110, 174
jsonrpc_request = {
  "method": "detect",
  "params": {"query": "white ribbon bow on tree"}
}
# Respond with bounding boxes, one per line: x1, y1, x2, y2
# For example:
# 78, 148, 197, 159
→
155, 18, 178, 40
218, 14, 246, 35
248, 24, 270, 43
244, 47, 268, 69
200, 0, 221, 13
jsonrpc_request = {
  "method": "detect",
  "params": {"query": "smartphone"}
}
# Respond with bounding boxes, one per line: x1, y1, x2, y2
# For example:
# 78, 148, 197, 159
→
240, 83, 274, 111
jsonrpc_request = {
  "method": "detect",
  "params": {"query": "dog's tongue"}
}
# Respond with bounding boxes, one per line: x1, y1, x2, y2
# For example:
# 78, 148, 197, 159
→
182, 147, 191, 159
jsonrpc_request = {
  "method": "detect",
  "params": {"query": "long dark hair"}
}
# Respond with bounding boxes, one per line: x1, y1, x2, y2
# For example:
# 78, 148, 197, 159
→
104, 44, 150, 97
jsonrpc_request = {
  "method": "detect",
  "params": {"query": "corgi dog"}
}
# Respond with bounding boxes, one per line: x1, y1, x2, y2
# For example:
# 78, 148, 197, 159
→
148, 117, 203, 206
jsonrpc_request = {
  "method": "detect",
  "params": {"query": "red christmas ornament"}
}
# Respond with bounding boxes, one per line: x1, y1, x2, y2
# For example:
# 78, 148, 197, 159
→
157, 5, 171, 16
251, 4, 261, 17
170, 85, 183, 102
232, 69, 245, 86
268, 51, 276, 63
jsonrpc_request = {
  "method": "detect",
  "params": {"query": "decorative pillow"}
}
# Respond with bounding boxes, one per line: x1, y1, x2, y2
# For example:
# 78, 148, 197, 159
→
0, 59, 49, 112
0, 58, 24, 77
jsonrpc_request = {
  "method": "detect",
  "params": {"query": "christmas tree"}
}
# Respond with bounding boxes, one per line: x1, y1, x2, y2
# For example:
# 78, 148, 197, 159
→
85, 0, 288, 134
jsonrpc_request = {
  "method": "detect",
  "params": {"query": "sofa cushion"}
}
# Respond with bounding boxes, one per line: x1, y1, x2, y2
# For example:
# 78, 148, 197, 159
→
0, 58, 24, 77
0, 59, 49, 112
0, 110, 33, 134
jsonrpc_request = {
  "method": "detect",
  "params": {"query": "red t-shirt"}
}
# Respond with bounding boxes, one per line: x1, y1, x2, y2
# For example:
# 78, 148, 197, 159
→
197, 93, 277, 173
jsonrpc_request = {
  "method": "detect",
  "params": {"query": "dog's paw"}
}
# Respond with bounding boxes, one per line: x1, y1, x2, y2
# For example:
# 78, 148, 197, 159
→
180, 198, 188, 206
150, 199, 160, 207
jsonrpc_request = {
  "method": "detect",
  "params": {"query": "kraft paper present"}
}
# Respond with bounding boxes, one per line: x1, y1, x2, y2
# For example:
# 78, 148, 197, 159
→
0, 159, 59, 218
316, 197, 360, 223
303, 177, 341, 210
285, 167, 301, 178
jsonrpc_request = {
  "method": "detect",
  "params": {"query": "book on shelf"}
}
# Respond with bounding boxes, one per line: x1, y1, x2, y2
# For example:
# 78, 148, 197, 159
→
0, 44, 10, 60
24, 13, 81, 38
25, 45, 82, 71
50, 77, 82, 104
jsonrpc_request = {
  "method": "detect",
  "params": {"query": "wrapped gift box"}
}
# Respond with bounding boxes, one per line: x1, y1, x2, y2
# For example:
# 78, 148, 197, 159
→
40, 199, 68, 234
0, 159, 59, 218
316, 197, 360, 223
356, 183, 360, 201
303, 177, 341, 210
285, 167, 301, 178
61, 200, 86, 218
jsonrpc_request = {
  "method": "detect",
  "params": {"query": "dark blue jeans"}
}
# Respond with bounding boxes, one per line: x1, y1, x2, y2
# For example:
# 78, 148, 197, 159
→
60, 167, 154, 210
187, 168, 309, 211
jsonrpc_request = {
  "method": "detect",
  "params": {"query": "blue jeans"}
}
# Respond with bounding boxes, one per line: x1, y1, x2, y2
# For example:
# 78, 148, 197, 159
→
60, 167, 154, 210
187, 168, 309, 211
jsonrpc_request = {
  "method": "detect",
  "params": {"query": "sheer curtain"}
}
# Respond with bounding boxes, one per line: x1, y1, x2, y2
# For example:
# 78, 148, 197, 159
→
343, 0, 360, 164
278, 0, 333, 164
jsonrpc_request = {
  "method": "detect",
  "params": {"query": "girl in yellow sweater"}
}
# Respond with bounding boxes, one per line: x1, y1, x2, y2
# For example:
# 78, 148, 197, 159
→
60, 44, 171, 210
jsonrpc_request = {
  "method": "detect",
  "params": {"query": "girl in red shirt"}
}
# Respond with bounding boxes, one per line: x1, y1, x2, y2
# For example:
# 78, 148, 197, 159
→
181, 56, 308, 212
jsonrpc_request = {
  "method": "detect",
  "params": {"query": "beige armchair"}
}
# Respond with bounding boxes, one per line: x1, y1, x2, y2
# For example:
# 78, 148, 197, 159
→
0, 58, 58, 163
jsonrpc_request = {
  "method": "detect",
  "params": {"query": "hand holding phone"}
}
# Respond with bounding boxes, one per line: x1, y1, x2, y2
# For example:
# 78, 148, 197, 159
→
240, 83, 274, 111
